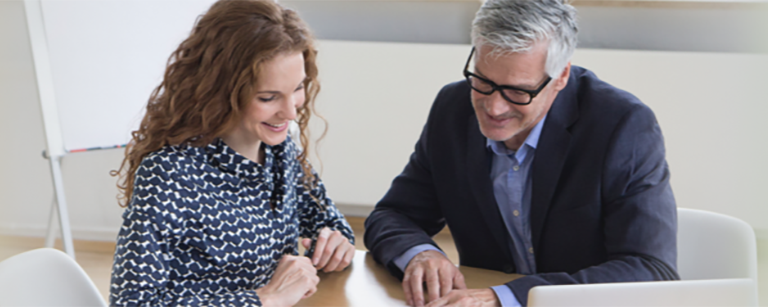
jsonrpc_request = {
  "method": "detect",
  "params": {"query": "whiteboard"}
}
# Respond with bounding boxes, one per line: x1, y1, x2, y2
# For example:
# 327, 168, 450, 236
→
40, 0, 217, 151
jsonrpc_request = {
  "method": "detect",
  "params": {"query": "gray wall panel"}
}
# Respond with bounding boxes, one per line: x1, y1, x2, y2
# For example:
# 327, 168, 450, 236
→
281, 0, 768, 53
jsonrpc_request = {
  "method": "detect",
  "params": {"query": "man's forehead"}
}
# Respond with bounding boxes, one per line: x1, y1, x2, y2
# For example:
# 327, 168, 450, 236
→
473, 44, 549, 88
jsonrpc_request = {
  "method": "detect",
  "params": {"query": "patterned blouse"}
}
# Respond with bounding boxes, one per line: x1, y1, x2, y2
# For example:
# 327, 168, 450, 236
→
110, 136, 354, 306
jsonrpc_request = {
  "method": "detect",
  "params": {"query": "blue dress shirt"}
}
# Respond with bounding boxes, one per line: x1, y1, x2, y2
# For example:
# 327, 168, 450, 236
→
393, 115, 547, 307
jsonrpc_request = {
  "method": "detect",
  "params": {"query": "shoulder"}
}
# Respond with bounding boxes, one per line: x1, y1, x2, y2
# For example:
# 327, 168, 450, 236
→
129, 144, 208, 219
569, 66, 658, 128
431, 80, 473, 114
136, 144, 204, 180
423, 80, 475, 132
572, 66, 651, 113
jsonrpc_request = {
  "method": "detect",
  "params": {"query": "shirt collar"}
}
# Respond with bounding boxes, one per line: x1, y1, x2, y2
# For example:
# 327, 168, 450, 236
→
206, 138, 273, 182
486, 114, 548, 160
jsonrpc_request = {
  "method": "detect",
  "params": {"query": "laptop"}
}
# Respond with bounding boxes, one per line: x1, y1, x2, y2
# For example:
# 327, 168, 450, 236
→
527, 278, 757, 307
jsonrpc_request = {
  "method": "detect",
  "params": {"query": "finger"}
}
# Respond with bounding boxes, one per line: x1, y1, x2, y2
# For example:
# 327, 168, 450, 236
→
439, 268, 453, 297
426, 267, 440, 303
301, 238, 312, 250
452, 271, 467, 290
403, 275, 414, 307
410, 267, 425, 307
300, 257, 318, 275
424, 298, 442, 307
339, 244, 355, 270
301, 275, 319, 299
316, 231, 342, 270
425, 292, 451, 307
322, 236, 346, 272
312, 228, 332, 266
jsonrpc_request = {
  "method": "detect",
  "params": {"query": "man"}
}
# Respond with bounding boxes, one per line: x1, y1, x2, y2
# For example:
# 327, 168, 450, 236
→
364, 0, 679, 306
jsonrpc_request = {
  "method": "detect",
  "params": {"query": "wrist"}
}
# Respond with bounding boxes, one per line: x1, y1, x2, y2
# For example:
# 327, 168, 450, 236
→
255, 287, 275, 307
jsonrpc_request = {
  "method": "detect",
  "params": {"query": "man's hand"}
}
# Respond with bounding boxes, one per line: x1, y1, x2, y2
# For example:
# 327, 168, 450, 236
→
403, 250, 467, 307
301, 227, 355, 272
425, 289, 501, 307
255, 255, 319, 307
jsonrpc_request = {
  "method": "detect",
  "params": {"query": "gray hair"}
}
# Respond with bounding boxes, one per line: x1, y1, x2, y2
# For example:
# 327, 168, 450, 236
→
471, 0, 578, 78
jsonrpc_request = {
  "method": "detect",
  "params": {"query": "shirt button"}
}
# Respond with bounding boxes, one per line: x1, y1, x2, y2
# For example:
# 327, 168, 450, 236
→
528, 247, 534, 254
513, 210, 520, 217
513, 165, 520, 171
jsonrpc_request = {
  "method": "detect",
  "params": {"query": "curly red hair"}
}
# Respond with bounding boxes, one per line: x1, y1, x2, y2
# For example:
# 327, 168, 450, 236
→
112, 0, 323, 207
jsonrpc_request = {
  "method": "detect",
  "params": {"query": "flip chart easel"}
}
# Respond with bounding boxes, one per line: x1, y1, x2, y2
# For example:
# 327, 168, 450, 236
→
23, 0, 75, 258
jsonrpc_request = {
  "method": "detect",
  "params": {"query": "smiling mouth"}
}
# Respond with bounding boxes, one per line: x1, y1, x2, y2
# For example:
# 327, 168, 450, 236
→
486, 113, 515, 124
264, 122, 286, 128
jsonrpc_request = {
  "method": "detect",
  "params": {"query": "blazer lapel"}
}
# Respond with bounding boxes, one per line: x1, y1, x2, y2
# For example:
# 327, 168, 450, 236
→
530, 75, 579, 254
466, 114, 513, 261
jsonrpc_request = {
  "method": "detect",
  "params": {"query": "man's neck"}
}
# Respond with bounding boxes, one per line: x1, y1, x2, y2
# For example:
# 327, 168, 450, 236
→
503, 130, 530, 151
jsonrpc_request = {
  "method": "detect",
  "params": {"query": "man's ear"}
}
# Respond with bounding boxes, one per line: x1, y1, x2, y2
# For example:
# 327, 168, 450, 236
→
553, 62, 571, 91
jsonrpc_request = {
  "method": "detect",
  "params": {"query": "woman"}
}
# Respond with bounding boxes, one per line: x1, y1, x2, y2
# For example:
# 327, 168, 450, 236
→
109, 1, 355, 305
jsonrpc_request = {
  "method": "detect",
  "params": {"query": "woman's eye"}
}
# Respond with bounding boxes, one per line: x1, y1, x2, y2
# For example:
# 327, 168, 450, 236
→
295, 85, 305, 92
258, 96, 276, 102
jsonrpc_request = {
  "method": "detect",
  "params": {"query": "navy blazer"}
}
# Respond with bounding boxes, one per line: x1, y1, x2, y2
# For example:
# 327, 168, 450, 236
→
364, 66, 679, 306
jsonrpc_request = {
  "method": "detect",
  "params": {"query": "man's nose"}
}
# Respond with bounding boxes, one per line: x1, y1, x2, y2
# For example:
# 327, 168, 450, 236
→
485, 91, 510, 116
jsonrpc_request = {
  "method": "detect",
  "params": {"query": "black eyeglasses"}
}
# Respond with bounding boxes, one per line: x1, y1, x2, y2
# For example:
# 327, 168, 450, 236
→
463, 47, 552, 105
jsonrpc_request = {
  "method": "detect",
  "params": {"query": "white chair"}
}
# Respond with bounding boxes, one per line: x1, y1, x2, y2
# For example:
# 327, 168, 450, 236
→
677, 207, 758, 281
0, 248, 106, 307
528, 208, 760, 306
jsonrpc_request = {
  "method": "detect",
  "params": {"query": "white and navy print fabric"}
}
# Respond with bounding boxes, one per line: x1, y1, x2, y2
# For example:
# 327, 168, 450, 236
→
110, 136, 354, 306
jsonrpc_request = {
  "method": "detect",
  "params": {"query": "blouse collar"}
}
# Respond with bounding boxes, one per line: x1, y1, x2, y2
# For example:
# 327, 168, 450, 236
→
206, 138, 274, 182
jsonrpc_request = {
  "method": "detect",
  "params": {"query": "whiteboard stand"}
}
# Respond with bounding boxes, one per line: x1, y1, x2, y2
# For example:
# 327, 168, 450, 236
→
44, 194, 56, 247
44, 154, 75, 258
24, 0, 76, 259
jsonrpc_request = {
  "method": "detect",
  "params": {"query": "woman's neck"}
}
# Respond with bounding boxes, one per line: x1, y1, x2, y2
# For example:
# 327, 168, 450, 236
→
221, 131, 264, 164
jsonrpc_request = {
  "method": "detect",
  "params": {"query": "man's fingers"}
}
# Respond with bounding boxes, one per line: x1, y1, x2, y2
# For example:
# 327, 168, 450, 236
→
403, 275, 414, 307
425, 291, 452, 307
426, 268, 441, 303
439, 268, 453, 297
409, 267, 425, 307
453, 271, 466, 290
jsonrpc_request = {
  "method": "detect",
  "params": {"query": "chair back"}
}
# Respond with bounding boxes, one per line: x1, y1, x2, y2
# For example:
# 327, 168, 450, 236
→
0, 248, 106, 307
677, 208, 758, 280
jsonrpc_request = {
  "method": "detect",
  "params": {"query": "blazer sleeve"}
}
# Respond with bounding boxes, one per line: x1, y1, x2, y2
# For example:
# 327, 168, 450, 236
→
364, 88, 451, 279
505, 103, 679, 306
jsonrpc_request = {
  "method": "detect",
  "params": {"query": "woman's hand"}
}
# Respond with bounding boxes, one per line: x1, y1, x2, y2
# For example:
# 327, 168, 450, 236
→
301, 227, 355, 272
256, 255, 319, 307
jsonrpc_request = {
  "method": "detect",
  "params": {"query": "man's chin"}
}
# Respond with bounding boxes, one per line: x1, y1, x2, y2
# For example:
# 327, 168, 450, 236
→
479, 126, 519, 143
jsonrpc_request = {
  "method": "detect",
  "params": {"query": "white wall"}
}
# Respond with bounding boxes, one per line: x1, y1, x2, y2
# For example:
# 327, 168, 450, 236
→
1, 1, 767, 245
